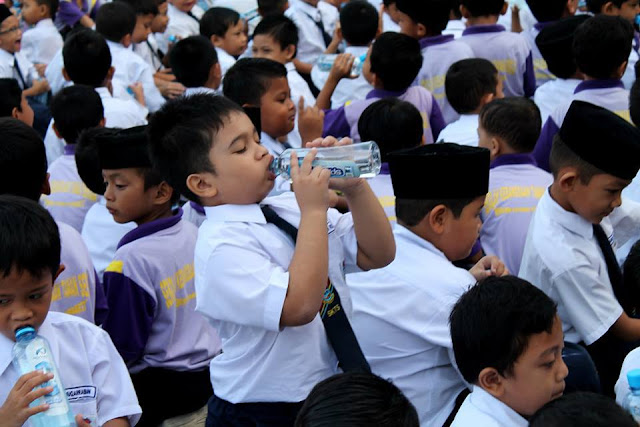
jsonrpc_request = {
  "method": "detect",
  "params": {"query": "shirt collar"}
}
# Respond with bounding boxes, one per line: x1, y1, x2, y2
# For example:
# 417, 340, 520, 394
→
94, 86, 112, 99
468, 386, 529, 426
490, 153, 537, 169
64, 144, 76, 155
294, 0, 322, 21
204, 203, 266, 224
189, 201, 205, 215
574, 79, 624, 94
117, 208, 183, 248
395, 223, 449, 260
344, 45, 369, 56
366, 88, 407, 99
0, 49, 15, 65
35, 18, 55, 28
540, 188, 593, 239
462, 24, 506, 36
285, 61, 296, 72
106, 39, 130, 52
419, 34, 455, 49
380, 162, 390, 175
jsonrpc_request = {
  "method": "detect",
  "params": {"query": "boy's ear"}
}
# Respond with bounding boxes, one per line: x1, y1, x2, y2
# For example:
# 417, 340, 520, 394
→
416, 23, 428, 38
53, 264, 66, 282
211, 34, 224, 48
152, 181, 174, 205
615, 60, 628, 79
602, 1, 617, 14
480, 92, 495, 108
99, 117, 106, 127
478, 367, 506, 398
11, 106, 20, 120
39, 3, 48, 17
500, 1, 508, 15
557, 168, 579, 193
106, 66, 116, 81
566, 0, 578, 16
52, 122, 62, 139
186, 172, 218, 200
41, 172, 51, 196
283, 44, 296, 62
427, 204, 448, 234
121, 33, 133, 48
62, 67, 71, 82
459, 4, 471, 19
487, 136, 502, 158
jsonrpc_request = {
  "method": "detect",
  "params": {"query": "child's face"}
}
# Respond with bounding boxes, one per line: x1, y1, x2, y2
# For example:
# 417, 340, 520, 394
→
21, 0, 46, 26
14, 92, 34, 127
206, 111, 275, 204
567, 173, 629, 224
0, 268, 55, 341
612, 0, 640, 23
252, 34, 293, 64
397, 11, 423, 39
499, 315, 568, 417
170, 0, 195, 14
132, 14, 154, 44
103, 168, 158, 224
260, 76, 296, 139
0, 15, 22, 54
441, 195, 485, 261
219, 20, 248, 57
152, 1, 169, 34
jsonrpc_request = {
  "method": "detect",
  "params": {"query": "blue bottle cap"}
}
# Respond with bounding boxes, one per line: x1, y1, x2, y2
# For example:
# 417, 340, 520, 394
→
15, 326, 35, 340
627, 369, 640, 389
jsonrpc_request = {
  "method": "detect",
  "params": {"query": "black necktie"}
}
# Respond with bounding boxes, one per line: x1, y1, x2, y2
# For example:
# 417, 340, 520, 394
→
261, 205, 371, 373
304, 12, 332, 48
13, 58, 26, 90
187, 11, 200, 22
593, 224, 634, 314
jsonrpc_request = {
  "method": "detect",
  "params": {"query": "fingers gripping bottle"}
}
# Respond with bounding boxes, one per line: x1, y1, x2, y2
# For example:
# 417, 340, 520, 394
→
12, 327, 75, 427
270, 141, 382, 180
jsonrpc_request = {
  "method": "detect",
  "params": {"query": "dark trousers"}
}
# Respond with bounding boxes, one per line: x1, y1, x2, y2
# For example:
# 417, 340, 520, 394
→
205, 394, 304, 427
131, 366, 212, 426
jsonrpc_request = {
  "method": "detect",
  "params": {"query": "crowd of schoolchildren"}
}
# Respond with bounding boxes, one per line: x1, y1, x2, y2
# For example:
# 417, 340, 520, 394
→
4, 0, 640, 425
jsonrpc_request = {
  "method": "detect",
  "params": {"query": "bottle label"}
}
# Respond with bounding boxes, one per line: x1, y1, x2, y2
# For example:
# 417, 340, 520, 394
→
25, 341, 68, 415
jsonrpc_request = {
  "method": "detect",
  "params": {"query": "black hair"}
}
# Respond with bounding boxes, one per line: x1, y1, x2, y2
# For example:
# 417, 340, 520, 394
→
460, 0, 505, 17
170, 36, 219, 88
95, 1, 137, 43
0, 78, 22, 117
294, 372, 419, 427
445, 58, 499, 114
479, 97, 541, 153
340, 1, 378, 46
115, 0, 158, 15
549, 134, 605, 184
450, 275, 558, 384
63, 29, 112, 88
573, 15, 633, 79
147, 94, 244, 202
396, 197, 476, 226
0, 195, 61, 280
223, 57, 287, 106
0, 118, 47, 201
383, 0, 396, 6
630, 75, 640, 127
257, 0, 288, 15
76, 127, 107, 195
358, 98, 423, 162
395, 0, 451, 34
526, 0, 568, 22
34, 0, 59, 20
200, 7, 241, 39
369, 32, 423, 92
529, 392, 636, 427
586, 0, 626, 13
50, 85, 104, 145
253, 14, 298, 57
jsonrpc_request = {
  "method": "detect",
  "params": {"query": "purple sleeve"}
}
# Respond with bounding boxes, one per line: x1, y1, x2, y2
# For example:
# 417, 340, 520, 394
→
523, 52, 536, 98
322, 106, 351, 139
429, 95, 446, 142
57, 1, 85, 27
94, 270, 109, 326
101, 272, 155, 365
533, 117, 560, 172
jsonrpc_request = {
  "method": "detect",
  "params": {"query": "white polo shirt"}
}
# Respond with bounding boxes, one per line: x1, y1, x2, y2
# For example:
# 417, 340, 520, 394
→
21, 19, 63, 65
451, 386, 528, 427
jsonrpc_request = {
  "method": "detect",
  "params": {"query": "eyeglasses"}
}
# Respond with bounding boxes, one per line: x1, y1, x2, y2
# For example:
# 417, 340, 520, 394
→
0, 26, 21, 35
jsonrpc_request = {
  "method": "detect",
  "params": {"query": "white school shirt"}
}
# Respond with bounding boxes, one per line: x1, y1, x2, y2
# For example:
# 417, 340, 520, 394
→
44, 48, 69, 95
286, 61, 315, 148
310, 45, 372, 110
182, 201, 206, 228
0, 49, 39, 88
451, 386, 528, 427
0, 312, 141, 427
43, 86, 148, 166
194, 192, 360, 403
615, 347, 640, 406
81, 198, 136, 278
437, 114, 479, 146
215, 46, 236, 79
348, 224, 473, 427
133, 33, 164, 72
159, 3, 204, 53
106, 40, 165, 113
534, 78, 581, 123
519, 190, 640, 345
260, 132, 291, 195
21, 19, 63, 65
443, 20, 466, 39
285, 0, 338, 64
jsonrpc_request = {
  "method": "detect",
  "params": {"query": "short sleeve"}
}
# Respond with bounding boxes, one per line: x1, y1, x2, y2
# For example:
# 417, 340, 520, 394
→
553, 265, 624, 345
329, 210, 360, 274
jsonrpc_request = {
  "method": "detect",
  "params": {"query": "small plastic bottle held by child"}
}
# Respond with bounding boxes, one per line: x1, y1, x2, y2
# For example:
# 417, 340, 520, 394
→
624, 369, 640, 422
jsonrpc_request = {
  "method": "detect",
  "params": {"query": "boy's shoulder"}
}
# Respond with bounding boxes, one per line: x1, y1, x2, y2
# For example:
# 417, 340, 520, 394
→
452, 386, 527, 427
112, 216, 197, 260
42, 311, 107, 344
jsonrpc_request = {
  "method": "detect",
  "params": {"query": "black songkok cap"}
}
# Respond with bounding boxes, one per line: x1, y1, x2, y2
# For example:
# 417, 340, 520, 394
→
559, 101, 640, 180
0, 5, 12, 24
388, 143, 490, 199
535, 15, 589, 77
97, 126, 151, 169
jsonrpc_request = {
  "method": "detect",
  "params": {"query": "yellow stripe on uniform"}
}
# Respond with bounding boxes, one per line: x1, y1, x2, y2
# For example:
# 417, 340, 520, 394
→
105, 260, 124, 274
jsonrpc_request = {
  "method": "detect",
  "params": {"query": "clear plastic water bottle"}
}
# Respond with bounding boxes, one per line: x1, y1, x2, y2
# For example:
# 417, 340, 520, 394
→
315, 53, 367, 77
12, 327, 75, 427
625, 369, 640, 422
270, 141, 381, 180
